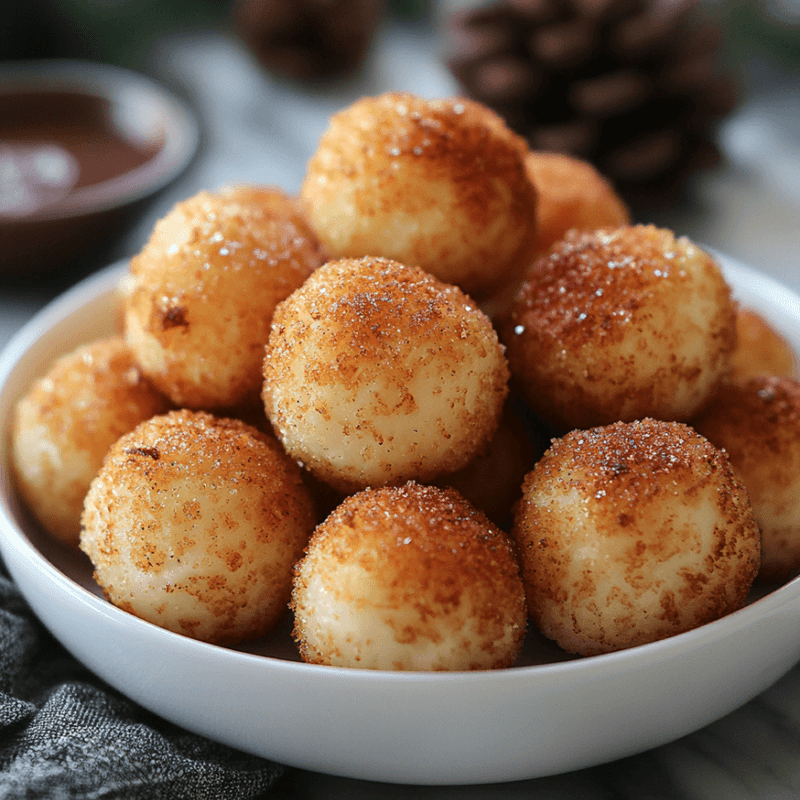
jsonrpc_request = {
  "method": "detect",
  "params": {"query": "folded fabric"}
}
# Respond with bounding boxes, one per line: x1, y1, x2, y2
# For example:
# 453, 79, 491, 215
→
0, 561, 284, 800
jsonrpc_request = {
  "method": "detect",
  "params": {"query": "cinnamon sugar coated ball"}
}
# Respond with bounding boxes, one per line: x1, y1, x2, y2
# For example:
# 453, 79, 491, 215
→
504, 225, 737, 430
300, 92, 537, 299
513, 419, 760, 656
80, 410, 316, 645
692, 377, 800, 584
125, 185, 325, 410
730, 307, 798, 383
11, 336, 169, 546
291, 482, 527, 670
262, 257, 509, 493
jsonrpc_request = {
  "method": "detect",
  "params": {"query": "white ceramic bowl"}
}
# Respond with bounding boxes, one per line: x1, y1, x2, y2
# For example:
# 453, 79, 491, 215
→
2, 256, 800, 786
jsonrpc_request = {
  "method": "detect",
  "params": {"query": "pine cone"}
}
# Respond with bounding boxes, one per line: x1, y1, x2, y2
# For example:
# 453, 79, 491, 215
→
233, 0, 384, 82
445, 0, 740, 205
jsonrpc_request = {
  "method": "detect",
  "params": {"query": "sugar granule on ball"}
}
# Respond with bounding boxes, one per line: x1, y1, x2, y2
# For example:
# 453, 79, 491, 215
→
512, 418, 760, 657
291, 482, 527, 670
300, 92, 537, 299
692, 377, 800, 584
125, 185, 326, 410
262, 256, 510, 493
503, 225, 737, 430
80, 409, 316, 645
11, 336, 169, 546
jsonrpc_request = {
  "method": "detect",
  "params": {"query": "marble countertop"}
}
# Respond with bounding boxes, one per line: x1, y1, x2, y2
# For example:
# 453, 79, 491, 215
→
1, 18, 800, 798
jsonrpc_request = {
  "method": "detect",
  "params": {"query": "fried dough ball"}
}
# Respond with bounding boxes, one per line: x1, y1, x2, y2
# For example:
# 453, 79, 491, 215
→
512, 419, 760, 657
483, 152, 631, 322
125, 185, 326, 410
11, 336, 169, 546
523, 152, 631, 263
692, 377, 800, 584
434, 395, 546, 530
503, 225, 737, 430
80, 410, 316, 645
262, 256, 509, 494
730, 306, 798, 383
300, 92, 537, 299
291, 482, 527, 670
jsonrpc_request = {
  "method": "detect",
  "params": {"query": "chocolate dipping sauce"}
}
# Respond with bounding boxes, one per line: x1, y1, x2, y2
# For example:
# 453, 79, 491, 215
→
0, 90, 161, 218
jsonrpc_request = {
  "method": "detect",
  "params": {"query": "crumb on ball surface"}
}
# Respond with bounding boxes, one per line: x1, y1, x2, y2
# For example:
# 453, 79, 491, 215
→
11, 336, 169, 546
503, 225, 737, 431
692, 377, 800, 584
291, 482, 527, 670
512, 418, 760, 657
80, 409, 316, 645
262, 256, 510, 494
300, 92, 537, 299
124, 185, 326, 410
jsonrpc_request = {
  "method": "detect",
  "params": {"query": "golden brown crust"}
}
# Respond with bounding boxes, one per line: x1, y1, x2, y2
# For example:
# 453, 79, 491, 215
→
503, 225, 737, 430
512, 418, 760, 656
692, 377, 800, 583
291, 482, 527, 670
125, 185, 326, 410
300, 92, 537, 299
80, 409, 316, 645
11, 336, 169, 545
262, 256, 509, 493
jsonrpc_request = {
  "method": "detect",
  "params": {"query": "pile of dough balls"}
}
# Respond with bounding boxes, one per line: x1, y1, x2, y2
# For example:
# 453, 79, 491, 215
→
300, 92, 537, 300
80, 410, 316, 645
13, 88, 800, 667
503, 225, 737, 431
11, 336, 170, 545
125, 185, 326, 410
512, 418, 761, 656
291, 482, 527, 670
262, 256, 509, 493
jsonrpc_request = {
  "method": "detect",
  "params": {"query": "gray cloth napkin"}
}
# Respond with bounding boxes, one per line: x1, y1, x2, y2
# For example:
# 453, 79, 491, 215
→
0, 561, 285, 800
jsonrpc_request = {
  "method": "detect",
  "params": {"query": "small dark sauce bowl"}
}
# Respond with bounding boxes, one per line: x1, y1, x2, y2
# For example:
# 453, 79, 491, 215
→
0, 60, 199, 278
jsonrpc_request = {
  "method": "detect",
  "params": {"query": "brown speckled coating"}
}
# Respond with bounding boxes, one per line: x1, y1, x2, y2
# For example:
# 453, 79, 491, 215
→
80, 409, 316, 645
11, 335, 170, 546
262, 256, 509, 493
300, 92, 537, 299
125, 185, 326, 410
693, 377, 800, 583
503, 225, 736, 430
512, 418, 760, 656
291, 481, 527, 670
